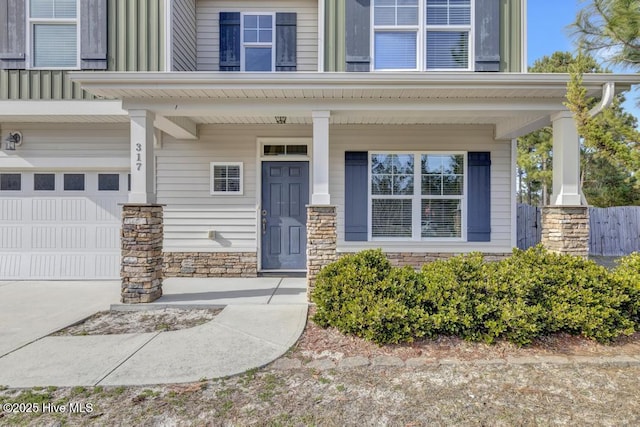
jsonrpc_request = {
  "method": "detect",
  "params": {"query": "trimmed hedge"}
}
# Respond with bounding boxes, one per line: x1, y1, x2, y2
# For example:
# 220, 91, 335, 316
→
311, 247, 640, 345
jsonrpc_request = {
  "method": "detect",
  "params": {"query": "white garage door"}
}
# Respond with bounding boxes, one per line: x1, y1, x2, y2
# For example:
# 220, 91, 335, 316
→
0, 172, 128, 279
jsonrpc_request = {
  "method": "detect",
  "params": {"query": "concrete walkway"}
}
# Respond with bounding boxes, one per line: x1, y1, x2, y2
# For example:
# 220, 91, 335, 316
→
0, 278, 308, 388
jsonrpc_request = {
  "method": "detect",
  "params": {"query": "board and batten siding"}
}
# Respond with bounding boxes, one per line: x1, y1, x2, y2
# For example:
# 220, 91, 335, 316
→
329, 125, 514, 253
156, 124, 313, 252
172, 0, 198, 71
196, 0, 318, 72
0, 0, 166, 100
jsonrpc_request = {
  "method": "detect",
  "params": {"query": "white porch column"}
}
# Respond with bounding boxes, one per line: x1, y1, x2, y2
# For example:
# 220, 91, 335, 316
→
551, 111, 583, 206
311, 110, 331, 204
129, 109, 156, 204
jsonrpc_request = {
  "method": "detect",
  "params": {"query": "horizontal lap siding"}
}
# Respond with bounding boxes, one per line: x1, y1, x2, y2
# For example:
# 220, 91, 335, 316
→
0, 124, 129, 165
330, 125, 513, 253
196, 0, 318, 71
156, 124, 312, 252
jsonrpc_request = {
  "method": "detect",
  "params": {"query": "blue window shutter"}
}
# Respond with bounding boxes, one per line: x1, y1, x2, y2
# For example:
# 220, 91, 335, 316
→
275, 13, 296, 71
345, 0, 370, 72
345, 152, 368, 241
219, 12, 240, 71
475, 0, 500, 72
0, 0, 26, 70
81, 0, 107, 70
467, 152, 491, 242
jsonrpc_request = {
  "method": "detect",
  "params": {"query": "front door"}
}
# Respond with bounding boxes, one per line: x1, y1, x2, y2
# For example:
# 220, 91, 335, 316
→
261, 162, 309, 270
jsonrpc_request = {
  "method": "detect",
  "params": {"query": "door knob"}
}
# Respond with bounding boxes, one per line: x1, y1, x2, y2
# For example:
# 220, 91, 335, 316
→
262, 218, 267, 234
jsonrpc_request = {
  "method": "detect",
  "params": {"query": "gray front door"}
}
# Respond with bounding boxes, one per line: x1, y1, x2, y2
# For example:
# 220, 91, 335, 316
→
261, 162, 309, 270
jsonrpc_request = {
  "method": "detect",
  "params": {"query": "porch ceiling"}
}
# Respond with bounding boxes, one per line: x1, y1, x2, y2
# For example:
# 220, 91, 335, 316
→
68, 72, 640, 139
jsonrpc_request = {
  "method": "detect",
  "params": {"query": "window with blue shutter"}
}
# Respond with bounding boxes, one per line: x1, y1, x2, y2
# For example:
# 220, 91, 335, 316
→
220, 12, 296, 72
345, 151, 483, 242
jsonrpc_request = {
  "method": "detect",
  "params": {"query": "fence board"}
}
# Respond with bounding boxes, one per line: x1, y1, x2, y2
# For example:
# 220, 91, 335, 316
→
517, 204, 640, 255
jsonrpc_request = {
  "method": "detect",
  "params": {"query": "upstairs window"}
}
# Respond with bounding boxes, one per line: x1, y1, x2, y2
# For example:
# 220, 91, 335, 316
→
28, 0, 79, 69
219, 12, 297, 72
242, 14, 274, 71
373, 0, 472, 71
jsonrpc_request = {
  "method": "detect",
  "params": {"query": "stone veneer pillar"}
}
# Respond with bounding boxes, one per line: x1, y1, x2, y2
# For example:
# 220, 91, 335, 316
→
121, 204, 164, 303
306, 205, 337, 296
541, 206, 589, 257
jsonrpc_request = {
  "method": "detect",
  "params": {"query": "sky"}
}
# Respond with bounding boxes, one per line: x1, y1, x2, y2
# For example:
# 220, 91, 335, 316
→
527, 0, 640, 119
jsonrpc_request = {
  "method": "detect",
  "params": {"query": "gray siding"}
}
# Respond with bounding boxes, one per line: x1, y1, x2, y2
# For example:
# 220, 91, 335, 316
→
196, 0, 318, 72
156, 124, 514, 254
172, 0, 197, 71
0, 0, 166, 100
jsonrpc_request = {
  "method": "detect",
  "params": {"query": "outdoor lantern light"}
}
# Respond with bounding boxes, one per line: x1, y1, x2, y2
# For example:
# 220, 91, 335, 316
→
275, 116, 287, 124
4, 132, 22, 151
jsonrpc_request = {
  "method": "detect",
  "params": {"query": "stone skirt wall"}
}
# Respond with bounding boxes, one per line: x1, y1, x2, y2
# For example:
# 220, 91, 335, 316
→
163, 252, 258, 277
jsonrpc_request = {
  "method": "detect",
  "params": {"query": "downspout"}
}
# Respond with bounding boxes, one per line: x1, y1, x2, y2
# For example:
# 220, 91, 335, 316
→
578, 82, 616, 204
589, 82, 616, 117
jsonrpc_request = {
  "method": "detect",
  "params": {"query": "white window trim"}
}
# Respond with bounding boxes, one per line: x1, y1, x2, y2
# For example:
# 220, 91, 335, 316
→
25, 0, 81, 70
367, 151, 467, 242
240, 12, 276, 72
370, 0, 474, 72
210, 162, 244, 196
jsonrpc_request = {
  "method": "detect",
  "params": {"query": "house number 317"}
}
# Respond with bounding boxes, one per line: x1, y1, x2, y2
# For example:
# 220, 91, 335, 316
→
135, 143, 143, 171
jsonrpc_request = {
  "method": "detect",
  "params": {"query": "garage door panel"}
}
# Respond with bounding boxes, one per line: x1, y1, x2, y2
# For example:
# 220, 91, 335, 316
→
0, 227, 21, 249
61, 199, 87, 222
96, 226, 120, 249
0, 199, 21, 220
61, 227, 87, 249
30, 255, 57, 278
96, 255, 120, 278
0, 255, 21, 278
96, 199, 121, 221
32, 199, 57, 221
60, 255, 87, 278
32, 227, 57, 249
0, 172, 127, 280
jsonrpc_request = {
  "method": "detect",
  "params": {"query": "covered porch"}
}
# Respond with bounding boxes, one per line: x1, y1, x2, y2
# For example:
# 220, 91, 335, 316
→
69, 71, 638, 303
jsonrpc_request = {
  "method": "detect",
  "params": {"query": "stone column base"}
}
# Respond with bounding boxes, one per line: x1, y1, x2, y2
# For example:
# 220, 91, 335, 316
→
306, 205, 337, 297
541, 206, 589, 257
121, 204, 164, 304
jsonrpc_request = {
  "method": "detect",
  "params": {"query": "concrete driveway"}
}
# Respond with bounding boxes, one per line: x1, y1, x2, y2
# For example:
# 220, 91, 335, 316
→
0, 281, 120, 357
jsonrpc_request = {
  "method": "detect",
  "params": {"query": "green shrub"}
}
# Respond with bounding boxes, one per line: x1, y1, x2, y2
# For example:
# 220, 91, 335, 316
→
311, 246, 639, 346
612, 252, 640, 322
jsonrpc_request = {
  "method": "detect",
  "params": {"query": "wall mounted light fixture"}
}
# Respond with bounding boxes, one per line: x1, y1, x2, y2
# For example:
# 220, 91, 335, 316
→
4, 132, 22, 151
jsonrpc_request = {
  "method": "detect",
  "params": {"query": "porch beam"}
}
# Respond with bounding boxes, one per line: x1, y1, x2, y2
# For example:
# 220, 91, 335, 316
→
128, 109, 156, 204
122, 98, 565, 116
550, 111, 583, 206
154, 116, 198, 140
311, 110, 331, 205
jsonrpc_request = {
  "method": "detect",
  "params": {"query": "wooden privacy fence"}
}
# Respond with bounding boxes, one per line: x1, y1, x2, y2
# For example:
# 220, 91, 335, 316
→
517, 204, 640, 256
517, 204, 542, 250
589, 206, 640, 256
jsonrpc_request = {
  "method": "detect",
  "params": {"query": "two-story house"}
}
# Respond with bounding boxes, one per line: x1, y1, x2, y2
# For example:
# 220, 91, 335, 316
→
1, 1, 637, 301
